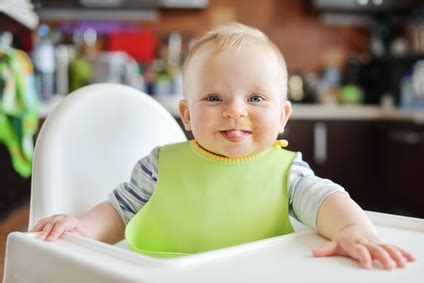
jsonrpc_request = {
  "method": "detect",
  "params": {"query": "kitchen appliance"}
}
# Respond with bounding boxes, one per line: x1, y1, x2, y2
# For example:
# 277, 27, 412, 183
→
32, 0, 208, 10
31, 0, 208, 20
312, 0, 423, 13
358, 54, 424, 105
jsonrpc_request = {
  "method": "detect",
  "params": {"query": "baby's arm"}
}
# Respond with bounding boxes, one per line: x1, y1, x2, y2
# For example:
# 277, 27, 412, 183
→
31, 147, 160, 243
31, 201, 125, 244
314, 193, 415, 269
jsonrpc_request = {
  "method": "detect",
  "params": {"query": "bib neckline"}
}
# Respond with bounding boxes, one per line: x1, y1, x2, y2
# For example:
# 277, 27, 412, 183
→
189, 140, 272, 165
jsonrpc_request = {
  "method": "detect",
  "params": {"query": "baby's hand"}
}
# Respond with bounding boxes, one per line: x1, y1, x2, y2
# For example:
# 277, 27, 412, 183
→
312, 225, 415, 269
30, 214, 88, 241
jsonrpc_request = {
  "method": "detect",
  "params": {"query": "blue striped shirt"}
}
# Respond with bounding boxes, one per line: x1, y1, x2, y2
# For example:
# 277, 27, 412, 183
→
109, 147, 347, 230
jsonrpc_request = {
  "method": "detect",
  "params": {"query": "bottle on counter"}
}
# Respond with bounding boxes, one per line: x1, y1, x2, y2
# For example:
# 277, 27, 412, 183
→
32, 24, 56, 101
400, 59, 424, 110
412, 60, 424, 108
68, 29, 95, 92
153, 32, 184, 97
340, 55, 363, 105
153, 58, 172, 95
317, 48, 344, 104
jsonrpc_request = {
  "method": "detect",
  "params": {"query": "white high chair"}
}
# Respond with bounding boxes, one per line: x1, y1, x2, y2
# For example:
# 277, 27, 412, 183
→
4, 83, 188, 282
3, 84, 424, 282
27, 83, 186, 228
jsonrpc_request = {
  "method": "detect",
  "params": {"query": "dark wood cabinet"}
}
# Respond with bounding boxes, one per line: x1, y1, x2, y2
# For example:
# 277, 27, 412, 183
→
0, 146, 31, 220
283, 119, 424, 218
381, 121, 424, 217
283, 120, 384, 211
0, 119, 45, 221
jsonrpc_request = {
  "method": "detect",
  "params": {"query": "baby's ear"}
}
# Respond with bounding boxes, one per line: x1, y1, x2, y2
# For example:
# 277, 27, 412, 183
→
178, 99, 192, 131
279, 100, 292, 133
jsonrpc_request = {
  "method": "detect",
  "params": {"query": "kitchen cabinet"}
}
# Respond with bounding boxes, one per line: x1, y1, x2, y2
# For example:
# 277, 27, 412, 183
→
283, 120, 384, 212
283, 119, 424, 218
0, 146, 31, 220
0, 119, 46, 221
381, 121, 424, 217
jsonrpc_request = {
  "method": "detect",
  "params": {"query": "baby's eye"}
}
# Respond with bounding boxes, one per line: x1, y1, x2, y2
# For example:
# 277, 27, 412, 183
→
248, 95, 264, 102
205, 95, 222, 102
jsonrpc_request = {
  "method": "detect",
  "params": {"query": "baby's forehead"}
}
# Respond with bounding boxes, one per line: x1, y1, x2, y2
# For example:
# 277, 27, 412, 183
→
187, 41, 285, 71
198, 41, 276, 58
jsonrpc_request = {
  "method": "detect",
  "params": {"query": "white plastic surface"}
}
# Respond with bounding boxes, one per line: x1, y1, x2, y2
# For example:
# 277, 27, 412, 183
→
4, 211, 424, 283
28, 83, 186, 229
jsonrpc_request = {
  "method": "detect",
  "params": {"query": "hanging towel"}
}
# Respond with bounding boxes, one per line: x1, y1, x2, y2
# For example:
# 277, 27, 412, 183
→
0, 47, 39, 178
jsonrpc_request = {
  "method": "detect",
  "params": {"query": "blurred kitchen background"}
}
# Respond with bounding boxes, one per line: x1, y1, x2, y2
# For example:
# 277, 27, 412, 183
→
1, 0, 424, 229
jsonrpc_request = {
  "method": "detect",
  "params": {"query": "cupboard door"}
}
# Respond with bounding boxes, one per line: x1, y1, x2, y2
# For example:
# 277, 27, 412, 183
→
383, 122, 424, 218
0, 145, 31, 220
284, 120, 314, 161
284, 120, 383, 211
316, 121, 383, 210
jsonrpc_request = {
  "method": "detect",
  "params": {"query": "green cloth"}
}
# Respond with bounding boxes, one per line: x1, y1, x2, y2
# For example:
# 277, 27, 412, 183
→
0, 48, 38, 177
126, 141, 296, 258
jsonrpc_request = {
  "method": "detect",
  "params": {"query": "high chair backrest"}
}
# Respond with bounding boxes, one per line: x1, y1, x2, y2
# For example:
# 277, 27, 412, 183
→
28, 83, 186, 229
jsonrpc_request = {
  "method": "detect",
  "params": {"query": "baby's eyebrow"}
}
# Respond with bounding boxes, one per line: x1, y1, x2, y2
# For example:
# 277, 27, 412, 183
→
247, 88, 270, 95
247, 84, 270, 91
200, 91, 221, 97
202, 86, 221, 92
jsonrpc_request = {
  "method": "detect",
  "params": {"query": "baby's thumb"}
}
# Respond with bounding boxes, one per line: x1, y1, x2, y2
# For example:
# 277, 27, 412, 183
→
313, 241, 338, 257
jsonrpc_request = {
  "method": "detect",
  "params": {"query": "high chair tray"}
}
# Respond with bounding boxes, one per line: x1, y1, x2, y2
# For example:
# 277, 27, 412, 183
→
4, 211, 424, 283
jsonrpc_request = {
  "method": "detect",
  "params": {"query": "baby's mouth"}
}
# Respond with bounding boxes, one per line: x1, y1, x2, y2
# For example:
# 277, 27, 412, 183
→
220, 129, 251, 142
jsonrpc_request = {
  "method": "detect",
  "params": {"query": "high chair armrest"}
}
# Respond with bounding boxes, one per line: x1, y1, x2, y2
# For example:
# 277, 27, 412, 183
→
3, 232, 170, 283
4, 212, 424, 283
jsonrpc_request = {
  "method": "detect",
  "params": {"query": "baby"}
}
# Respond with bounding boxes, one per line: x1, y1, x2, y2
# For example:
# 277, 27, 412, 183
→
32, 23, 414, 268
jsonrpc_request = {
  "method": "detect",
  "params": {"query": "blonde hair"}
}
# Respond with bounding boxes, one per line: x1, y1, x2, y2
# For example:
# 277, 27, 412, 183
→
183, 22, 288, 97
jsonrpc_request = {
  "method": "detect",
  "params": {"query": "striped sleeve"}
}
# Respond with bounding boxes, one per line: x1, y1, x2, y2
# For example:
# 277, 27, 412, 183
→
109, 147, 160, 224
287, 152, 349, 230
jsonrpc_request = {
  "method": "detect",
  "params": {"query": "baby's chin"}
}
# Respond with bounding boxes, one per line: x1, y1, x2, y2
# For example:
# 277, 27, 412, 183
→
213, 146, 262, 159
195, 137, 268, 158
197, 143, 251, 158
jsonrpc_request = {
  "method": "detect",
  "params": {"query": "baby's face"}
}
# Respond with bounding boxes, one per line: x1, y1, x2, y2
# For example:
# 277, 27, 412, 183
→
180, 43, 291, 158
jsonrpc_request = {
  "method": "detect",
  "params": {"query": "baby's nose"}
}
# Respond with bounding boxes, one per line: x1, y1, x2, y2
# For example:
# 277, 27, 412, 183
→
223, 103, 248, 119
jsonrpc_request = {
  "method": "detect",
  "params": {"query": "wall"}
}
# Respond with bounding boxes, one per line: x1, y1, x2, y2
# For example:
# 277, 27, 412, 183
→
140, 0, 370, 72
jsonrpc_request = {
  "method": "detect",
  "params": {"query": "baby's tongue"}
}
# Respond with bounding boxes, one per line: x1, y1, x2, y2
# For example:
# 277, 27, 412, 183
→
222, 130, 249, 142
226, 130, 244, 138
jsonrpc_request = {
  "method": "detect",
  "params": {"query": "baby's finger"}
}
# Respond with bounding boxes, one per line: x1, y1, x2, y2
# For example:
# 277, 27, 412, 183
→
313, 241, 339, 257
46, 223, 66, 241
31, 214, 65, 232
380, 244, 406, 268
30, 217, 52, 232
345, 243, 372, 269
46, 219, 76, 241
366, 244, 395, 269
37, 222, 54, 241
390, 245, 416, 262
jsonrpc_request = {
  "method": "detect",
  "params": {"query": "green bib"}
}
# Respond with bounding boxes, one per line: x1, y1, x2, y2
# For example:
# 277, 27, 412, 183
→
125, 141, 296, 257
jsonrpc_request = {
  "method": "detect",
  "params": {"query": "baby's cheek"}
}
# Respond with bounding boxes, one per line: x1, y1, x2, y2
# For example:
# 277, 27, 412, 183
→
254, 122, 281, 142
191, 111, 217, 139
195, 108, 215, 123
